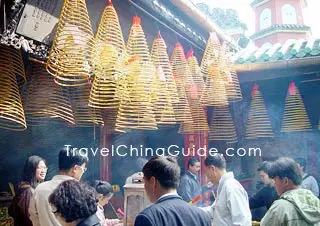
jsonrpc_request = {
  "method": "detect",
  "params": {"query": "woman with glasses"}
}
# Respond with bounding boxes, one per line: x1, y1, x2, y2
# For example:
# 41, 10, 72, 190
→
91, 180, 123, 226
9, 155, 47, 226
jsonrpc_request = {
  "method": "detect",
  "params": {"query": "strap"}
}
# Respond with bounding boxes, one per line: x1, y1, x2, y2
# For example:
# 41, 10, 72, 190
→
302, 174, 311, 180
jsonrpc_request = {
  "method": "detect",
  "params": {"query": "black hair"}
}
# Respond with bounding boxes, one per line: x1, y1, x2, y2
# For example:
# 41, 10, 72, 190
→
91, 180, 113, 197
204, 154, 226, 169
142, 156, 180, 189
295, 158, 306, 169
49, 180, 97, 223
257, 161, 271, 173
59, 146, 89, 171
21, 155, 46, 188
268, 157, 302, 186
188, 157, 200, 168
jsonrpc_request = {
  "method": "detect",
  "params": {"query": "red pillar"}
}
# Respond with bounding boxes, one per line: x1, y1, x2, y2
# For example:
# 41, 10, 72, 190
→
100, 125, 111, 182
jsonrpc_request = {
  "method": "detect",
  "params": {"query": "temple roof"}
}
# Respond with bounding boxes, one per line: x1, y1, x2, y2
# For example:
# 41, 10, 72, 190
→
233, 38, 320, 64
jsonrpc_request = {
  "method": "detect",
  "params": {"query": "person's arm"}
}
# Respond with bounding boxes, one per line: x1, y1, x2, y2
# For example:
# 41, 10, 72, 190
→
309, 176, 319, 197
177, 177, 193, 202
227, 187, 252, 226
249, 187, 265, 209
134, 214, 153, 226
260, 201, 283, 226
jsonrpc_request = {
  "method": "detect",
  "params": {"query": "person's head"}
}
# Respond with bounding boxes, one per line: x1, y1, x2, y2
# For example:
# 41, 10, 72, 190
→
295, 158, 306, 174
204, 154, 226, 185
188, 157, 201, 174
49, 180, 97, 226
21, 155, 47, 188
91, 180, 113, 207
257, 161, 274, 186
142, 156, 180, 203
59, 147, 89, 180
268, 157, 302, 196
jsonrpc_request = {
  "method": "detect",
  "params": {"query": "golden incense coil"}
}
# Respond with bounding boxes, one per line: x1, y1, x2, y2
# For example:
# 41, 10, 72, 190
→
46, 0, 95, 86
89, 44, 120, 108
67, 85, 104, 127
151, 32, 179, 103
246, 84, 273, 139
201, 63, 228, 106
209, 105, 237, 143
281, 82, 312, 132
220, 42, 242, 102
115, 60, 157, 132
200, 32, 221, 79
187, 51, 204, 97
23, 61, 75, 126
0, 63, 26, 130
171, 42, 194, 86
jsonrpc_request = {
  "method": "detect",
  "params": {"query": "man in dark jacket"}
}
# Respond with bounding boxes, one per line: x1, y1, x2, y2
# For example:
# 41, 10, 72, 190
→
177, 157, 202, 206
250, 161, 278, 221
134, 156, 211, 226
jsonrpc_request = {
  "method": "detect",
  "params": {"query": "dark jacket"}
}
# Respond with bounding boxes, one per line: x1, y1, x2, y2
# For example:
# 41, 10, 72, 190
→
249, 184, 278, 210
134, 194, 211, 226
177, 171, 202, 205
8, 183, 34, 226
76, 214, 101, 226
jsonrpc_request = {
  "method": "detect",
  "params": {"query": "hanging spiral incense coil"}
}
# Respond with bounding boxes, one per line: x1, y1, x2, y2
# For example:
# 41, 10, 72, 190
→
23, 61, 75, 126
151, 33, 179, 103
152, 66, 176, 125
220, 42, 242, 102
281, 82, 312, 132
171, 43, 194, 86
0, 54, 26, 130
246, 84, 273, 139
209, 105, 237, 143
187, 53, 204, 97
178, 97, 208, 134
115, 60, 157, 133
89, 44, 120, 109
200, 32, 221, 79
67, 85, 104, 127
201, 63, 228, 106
95, 0, 126, 55
0, 44, 26, 85
46, 0, 95, 86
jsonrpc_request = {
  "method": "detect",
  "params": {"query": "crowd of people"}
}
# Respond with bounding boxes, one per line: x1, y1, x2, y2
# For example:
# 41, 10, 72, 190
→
7, 146, 320, 226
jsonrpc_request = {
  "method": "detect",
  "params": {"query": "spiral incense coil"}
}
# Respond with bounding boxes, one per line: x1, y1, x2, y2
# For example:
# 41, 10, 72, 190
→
103, 108, 118, 132
171, 43, 194, 86
23, 61, 75, 126
0, 44, 26, 85
200, 32, 221, 79
95, 0, 126, 55
0, 70, 26, 131
115, 60, 157, 133
152, 66, 176, 125
209, 105, 237, 143
151, 33, 179, 103
67, 86, 104, 127
281, 82, 312, 132
46, 0, 95, 87
178, 98, 208, 134
187, 54, 204, 96
220, 42, 242, 102
246, 84, 273, 139
201, 63, 228, 106
89, 44, 120, 109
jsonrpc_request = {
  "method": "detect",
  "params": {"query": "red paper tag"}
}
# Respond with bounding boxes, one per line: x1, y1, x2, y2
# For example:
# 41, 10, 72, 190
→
289, 82, 296, 95
251, 83, 259, 97
107, 0, 113, 6
186, 48, 194, 60
190, 85, 198, 99
133, 16, 141, 25
173, 73, 179, 80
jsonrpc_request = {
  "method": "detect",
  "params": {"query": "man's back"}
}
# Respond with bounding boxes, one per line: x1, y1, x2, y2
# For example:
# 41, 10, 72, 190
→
29, 175, 75, 226
134, 195, 210, 226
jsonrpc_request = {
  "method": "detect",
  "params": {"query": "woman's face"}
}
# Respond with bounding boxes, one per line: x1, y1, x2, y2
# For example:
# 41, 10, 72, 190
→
36, 160, 47, 181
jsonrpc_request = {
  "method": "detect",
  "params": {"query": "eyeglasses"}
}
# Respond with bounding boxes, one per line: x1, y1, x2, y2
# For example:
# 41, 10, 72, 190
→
37, 167, 48, 170
77, 165, 87, 172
